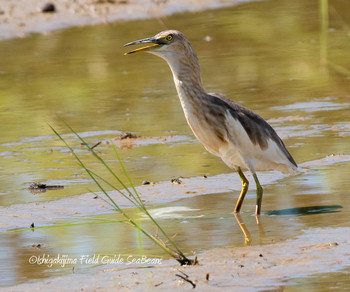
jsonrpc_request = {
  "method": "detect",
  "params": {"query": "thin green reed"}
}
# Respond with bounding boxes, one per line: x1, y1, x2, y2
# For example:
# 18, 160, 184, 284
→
50, 123, 196, 265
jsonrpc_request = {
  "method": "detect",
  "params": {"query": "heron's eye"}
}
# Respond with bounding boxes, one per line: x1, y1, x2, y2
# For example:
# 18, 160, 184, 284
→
166, 35, 173, 41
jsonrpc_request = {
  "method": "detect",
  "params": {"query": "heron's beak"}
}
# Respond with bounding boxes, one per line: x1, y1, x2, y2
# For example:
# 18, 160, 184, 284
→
124, 37, 163, 55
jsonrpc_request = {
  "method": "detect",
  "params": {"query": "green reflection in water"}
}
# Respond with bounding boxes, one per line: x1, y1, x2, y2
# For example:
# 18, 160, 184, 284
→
0, 1, 350, 205
0, 0, 349, 207
284, 269, 350, 292
2, 161, 350, 286
0, 0, 350, 288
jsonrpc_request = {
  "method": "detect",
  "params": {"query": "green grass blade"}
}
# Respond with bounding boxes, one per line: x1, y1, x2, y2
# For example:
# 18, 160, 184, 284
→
89, 170, 144, 210
50, 123, 195, 265
109, 141, 188, 258
111, 142, 143, 205
62, 121, 135, 197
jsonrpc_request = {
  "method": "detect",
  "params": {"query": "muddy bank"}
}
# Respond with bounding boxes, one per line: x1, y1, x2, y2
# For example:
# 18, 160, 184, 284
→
3, 227, 350, 291
1, 1, 350, 289
0, 0, 245, 40
1, 154, 349, 232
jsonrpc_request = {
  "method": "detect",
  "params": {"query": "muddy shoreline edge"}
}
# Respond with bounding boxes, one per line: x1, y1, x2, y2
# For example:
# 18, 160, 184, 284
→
0, 0, 246, 40
2, 1, 350, 290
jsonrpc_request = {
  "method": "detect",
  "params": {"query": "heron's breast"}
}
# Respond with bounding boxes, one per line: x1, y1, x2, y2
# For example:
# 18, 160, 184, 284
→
175, 82, 229, 155
186, 111, 229, 156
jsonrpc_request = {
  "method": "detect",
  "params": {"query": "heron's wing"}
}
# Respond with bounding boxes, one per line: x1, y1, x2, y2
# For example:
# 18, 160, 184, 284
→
208, 93, 297, 168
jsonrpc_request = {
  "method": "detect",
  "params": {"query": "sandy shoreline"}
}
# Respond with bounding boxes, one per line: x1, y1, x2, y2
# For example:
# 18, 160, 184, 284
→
2, 155, 350, 290
1, 0, 350, 290
2, 154, 349, 232
0, 0, 243, 40
3, 227, 350, 291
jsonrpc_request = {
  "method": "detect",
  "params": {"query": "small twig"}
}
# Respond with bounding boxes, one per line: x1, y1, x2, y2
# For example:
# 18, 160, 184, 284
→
176, 271, 196, 288
28, 183, 64, 193
91, 141, 101, 150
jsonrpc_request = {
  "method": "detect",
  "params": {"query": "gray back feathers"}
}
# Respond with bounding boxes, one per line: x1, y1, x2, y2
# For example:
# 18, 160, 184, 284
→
208, 93, 297, 168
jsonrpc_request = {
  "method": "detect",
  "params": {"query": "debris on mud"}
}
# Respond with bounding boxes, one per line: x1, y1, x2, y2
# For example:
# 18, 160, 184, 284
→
171, 177, 183, 185
28, 182, 64, 193
91, 141, 102, 149
119, 132, 139, 140
32, 243, 42, 249
142, 180, 157, 186
41, 2, 56, 13
87, 133, 190, 150
175, 271, 197, 288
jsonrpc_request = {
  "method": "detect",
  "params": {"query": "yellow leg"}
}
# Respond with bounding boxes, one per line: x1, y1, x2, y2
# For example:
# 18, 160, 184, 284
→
253, 173, 263, 216
234, 167, 249, 213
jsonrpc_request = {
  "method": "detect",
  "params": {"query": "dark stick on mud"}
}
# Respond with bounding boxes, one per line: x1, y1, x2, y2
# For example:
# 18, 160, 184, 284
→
176, 271, 196, 288
28, 183, 64, 191
91, 141, 102, 150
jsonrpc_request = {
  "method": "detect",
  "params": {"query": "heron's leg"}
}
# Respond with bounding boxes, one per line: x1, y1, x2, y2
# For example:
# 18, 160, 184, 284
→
234, 167, 249, 213
253, 173, 263, 215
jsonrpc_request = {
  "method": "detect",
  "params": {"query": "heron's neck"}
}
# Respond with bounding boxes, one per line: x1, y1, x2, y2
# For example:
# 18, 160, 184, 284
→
163, 52, 207, 112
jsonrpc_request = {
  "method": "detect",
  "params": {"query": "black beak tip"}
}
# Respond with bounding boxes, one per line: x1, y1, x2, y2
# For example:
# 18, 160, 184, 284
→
123, 42, 133, 47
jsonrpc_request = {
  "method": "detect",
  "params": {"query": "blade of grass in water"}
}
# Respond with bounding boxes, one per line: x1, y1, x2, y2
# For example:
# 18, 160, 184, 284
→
110, 141, 192, 258
50, 123, 196, 266
61, 121, 190, 260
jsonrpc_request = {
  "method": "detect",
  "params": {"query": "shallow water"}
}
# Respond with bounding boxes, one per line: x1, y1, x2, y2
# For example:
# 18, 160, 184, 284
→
0, 0, 350, 288
285, 269, 350, 291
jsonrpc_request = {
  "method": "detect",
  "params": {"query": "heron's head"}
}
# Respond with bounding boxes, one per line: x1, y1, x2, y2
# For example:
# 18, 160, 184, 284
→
124, 30, 193, 60
124, 30, 201, 84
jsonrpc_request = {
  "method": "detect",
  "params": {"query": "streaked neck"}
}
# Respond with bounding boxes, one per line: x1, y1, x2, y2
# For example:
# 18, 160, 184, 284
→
165, 52, 206, 102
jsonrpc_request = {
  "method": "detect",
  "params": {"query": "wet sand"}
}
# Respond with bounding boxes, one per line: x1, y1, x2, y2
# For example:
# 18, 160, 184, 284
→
3, 227, 350, 291
0, 0, 244, 40
1, 0, 350, 290
2, 155, 350, 290
2, 153, 349, 232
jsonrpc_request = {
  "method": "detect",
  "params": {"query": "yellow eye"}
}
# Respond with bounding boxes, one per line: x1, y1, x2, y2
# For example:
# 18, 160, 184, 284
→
166, 35, 173, 41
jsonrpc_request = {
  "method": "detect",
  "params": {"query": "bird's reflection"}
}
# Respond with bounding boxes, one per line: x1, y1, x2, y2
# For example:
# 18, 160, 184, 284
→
234, 213, 265, 246
234, 205, 342, 245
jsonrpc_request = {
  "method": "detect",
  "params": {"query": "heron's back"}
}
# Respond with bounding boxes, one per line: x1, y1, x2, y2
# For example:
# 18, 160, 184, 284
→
180, 91, 297, 174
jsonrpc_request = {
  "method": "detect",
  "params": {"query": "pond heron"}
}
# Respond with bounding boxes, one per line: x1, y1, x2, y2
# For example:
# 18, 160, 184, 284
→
124, 30, 297, 215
